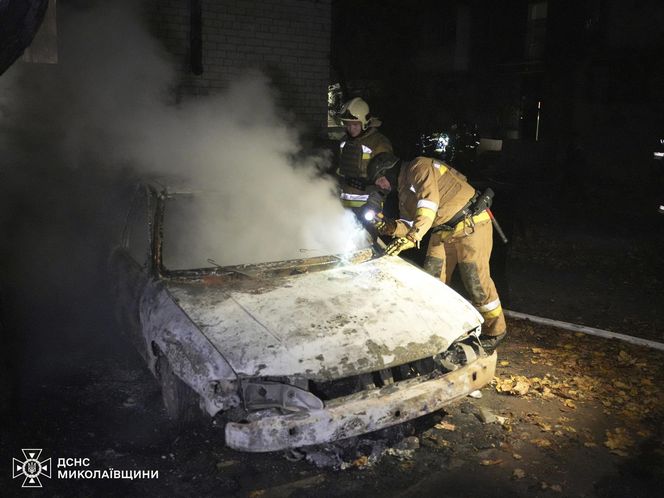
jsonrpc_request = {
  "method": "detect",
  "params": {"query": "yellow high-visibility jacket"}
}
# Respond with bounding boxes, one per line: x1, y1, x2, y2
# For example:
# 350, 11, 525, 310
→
395, 157, 477, 241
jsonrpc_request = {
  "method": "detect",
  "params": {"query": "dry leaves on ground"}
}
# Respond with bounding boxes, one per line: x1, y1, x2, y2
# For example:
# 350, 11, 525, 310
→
604, 428, 634, 456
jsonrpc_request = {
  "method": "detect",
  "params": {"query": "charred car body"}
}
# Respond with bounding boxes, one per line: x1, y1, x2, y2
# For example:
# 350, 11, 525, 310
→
110, 182, 496, 452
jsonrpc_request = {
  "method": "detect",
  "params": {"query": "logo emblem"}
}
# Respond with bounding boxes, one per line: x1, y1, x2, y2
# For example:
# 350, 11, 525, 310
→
12, 449, 51, 488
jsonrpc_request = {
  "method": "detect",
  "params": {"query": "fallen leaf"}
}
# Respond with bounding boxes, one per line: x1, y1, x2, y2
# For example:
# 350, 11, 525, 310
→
604, 428, 634, 451
537, 422, 552, 432
617, 350, 636, 366
563, 399, 576, 409
611, 449, 630, 457
512, 468, 526, 480
500, 360, 510, 367
551, 484, 563, 492
434, 421, 456, 431
479, 459, 503, 466
584, 442, 597, 448
352, 455, 369, 468
531, 438, 552, 448
513, 380, 530, 396
512, 453, 522, 460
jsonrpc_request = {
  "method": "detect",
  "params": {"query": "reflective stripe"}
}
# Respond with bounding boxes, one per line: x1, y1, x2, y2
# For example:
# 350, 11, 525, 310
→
480, 305, 503, 319
340, 193, 369, 201
417, 199, 439, 211
432, 161, 448, 175
470, 210, 491, 225
340, 141, 346, 149
342, 199, 368, 208
416, 207, 436, 220
399, 218, 414, 227
362, 154, 371, 160
451, 210, 491, 232
476, 298, 501, 313
362, 145, 373, 154
409, 185, 417, 193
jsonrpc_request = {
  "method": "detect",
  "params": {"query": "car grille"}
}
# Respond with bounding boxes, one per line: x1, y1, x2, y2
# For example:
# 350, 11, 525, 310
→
309, 356, 442, 401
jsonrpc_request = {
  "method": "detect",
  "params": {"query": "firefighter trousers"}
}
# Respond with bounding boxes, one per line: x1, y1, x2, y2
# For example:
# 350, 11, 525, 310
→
423, 219, 506, 337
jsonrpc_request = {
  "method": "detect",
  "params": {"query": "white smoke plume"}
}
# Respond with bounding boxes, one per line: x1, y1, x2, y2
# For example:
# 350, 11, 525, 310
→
1, 1, 367, 270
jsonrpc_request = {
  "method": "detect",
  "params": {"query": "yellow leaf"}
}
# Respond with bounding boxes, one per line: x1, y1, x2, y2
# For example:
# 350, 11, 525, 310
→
480, 459, 503, 466
537, 422, 552, 432
499, 360, 510, 367
604, 428, 634, 450
531, 438, 552, 448
434, 421, 456, 431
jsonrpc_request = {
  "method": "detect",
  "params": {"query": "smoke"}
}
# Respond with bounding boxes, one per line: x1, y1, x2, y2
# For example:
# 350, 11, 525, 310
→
133, 72, 367, 267
1, 1, 366, 272
0, 0, 366, 389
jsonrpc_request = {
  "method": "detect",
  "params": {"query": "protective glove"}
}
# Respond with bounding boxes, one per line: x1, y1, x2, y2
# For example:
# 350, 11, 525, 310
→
374, 216, 397, 236
384, 236, 416, 256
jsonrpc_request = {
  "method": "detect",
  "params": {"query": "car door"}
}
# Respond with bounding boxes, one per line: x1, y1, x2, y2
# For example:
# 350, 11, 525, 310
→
109, 185, 155, 362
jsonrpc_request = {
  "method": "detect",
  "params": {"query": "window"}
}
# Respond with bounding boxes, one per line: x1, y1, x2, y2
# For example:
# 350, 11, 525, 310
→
525, 1, 547, 60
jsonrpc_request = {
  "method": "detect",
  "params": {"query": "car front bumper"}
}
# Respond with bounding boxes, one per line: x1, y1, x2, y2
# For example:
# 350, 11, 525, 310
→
225, 352, 497, 452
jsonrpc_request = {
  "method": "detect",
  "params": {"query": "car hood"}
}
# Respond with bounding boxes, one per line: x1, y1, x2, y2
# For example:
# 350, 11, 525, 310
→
165, 255, 482, 382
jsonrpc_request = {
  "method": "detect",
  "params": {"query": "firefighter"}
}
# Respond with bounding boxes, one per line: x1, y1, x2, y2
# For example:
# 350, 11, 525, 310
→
337, 97, 393, 210
367, 152, 507, 351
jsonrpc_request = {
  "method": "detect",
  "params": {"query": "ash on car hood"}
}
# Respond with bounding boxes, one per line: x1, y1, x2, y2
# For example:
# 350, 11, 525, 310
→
166, 256, 482, 381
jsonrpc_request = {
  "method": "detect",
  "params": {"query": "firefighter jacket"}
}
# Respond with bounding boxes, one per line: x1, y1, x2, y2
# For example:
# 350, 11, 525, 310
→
395, 157, 477, 242
339, 125, 392, 180
338, 124, 392, 208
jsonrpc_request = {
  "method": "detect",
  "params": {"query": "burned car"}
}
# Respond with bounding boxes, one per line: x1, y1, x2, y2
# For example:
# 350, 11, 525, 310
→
110, 181, 496, 452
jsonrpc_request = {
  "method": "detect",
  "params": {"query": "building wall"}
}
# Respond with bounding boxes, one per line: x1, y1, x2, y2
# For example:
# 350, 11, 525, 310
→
151, 0, 331, 132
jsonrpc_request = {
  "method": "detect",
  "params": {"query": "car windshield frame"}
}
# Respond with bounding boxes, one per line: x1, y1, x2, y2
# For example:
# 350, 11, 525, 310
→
153, 190, 380, 279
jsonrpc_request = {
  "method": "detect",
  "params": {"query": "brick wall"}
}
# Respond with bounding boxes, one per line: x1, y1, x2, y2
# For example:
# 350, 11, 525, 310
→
151, 0, 331, 132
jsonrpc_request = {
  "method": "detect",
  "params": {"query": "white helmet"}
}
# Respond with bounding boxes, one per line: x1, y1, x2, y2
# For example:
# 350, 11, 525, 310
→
339, 97, 370, 129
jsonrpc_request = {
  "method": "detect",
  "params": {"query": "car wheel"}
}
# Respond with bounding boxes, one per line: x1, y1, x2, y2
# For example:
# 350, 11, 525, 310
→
155, 354, 200, 425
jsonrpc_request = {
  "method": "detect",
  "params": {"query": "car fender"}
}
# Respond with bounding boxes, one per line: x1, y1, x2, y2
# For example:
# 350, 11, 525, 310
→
139, 279, 239, 415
